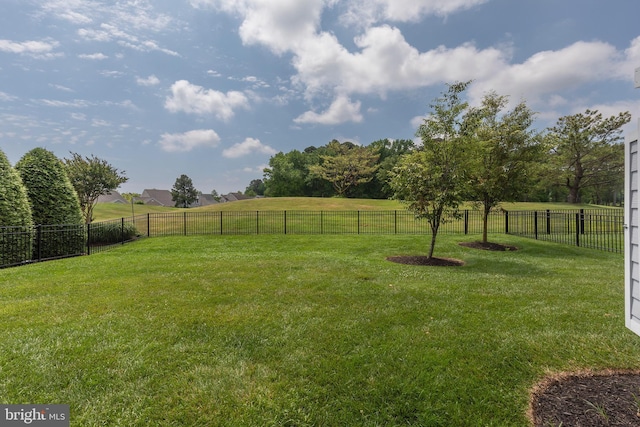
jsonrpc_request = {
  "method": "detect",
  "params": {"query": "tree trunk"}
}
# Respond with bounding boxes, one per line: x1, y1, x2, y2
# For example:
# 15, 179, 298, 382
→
482, 200, 492, 244
428, 229, 437, 259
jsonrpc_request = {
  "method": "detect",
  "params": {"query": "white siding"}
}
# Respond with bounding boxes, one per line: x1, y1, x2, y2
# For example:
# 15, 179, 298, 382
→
626, 122, 640, 336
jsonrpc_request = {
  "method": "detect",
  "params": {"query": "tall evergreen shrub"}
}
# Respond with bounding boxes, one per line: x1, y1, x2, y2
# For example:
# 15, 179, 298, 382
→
0, 149, 33, 266
16, 148, 85, 259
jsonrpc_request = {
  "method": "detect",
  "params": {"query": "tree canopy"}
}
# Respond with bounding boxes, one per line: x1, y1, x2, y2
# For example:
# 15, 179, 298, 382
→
389, 81, 472, 259
464, 91, 541, 242
546, 109, 630, 203
64, 152, 128, 223
308, 140, 380, 197
171, 174, 199, 208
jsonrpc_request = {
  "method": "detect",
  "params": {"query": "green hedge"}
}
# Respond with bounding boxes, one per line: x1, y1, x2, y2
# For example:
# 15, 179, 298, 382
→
89, 222, 138, 245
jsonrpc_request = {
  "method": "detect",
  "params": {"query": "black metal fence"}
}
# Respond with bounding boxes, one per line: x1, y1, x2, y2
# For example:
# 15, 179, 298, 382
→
0, 208, 624, 268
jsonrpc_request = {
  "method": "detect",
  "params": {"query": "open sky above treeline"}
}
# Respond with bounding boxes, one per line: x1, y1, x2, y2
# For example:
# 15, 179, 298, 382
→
1, 0, 639, 194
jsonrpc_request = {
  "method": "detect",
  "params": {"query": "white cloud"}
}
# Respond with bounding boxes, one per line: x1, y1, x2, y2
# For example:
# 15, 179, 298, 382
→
78, 52, 108, 60
222, 138, 277, 158
0, 91, 17, 102
0, 39, 59, 55
165, 80, 250, 121
341, 0, 489, 26
136, 74, 160, 86
468, 40, 622, 106
158, 129, 221, 152
294, 95, 363, 124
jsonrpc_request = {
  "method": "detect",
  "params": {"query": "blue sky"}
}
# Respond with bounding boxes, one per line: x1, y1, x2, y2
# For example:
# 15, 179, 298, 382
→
1, 0, 639, 195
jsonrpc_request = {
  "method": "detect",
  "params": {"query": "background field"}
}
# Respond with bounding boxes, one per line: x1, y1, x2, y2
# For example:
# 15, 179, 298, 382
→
94, 197, 621, 222
0, 231, 635, 426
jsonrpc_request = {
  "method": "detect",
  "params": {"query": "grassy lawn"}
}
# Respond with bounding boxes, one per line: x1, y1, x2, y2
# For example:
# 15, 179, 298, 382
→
0, 233, 635, 426
95, 197, 621, 221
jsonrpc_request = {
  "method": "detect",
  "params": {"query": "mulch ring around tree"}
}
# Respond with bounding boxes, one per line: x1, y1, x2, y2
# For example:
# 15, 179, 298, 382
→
529, 370, 640, 426
386, 256, 465, 266
459, 241, 519, 251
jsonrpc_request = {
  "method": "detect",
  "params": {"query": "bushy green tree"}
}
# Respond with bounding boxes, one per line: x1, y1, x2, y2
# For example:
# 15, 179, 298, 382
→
171, 174, 199, 208
0, 149, 33, 265
464, 92, 541, 243
308, 140, 380, 197
15, 148, 84, 259
263, 150, 311, 197
64, 152, 128, 223
389, 82, 472, 259
546, 109, 630, 203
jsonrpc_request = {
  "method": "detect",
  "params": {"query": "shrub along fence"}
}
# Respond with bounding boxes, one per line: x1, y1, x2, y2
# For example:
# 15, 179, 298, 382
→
0, 208, 623, 268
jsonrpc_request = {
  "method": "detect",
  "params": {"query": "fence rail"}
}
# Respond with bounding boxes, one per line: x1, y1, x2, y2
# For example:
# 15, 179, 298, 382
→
0, 208, 624, 268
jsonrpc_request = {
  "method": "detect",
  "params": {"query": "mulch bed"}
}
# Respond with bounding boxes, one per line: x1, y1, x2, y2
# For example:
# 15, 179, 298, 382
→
459, 241, 519, 251
529, 371, 640, 426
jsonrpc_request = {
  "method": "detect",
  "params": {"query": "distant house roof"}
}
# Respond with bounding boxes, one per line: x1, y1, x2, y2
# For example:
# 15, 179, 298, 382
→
198, 194, 219, 206
220, 192, 251, 203
97, 190, 128, 204
140, 189, 175, 207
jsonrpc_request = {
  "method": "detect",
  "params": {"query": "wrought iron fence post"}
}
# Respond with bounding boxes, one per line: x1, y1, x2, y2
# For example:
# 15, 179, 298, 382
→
36, 224, 42, 262
147, 213, 150, 237
121, 217, 125, 244
504, 210, 509, 234
87, 223, 91, 256
394, 210, 397, 234
534, 211, 538, 240
284, 211, 287, 235
580, 209, 585, 235
546, 210, 551, 235
575, 213, 581, 247
464, 210, 469, 235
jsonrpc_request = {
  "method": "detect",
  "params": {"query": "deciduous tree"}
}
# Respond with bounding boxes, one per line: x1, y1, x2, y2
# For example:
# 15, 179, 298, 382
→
464, 92, 541, 243
64, 152, 128, 223
308, 140, 380, 197
389, 82, 471, 259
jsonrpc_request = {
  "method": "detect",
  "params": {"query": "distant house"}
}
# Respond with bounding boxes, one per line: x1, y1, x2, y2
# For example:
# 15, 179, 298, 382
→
220, 192, 251, 203
96, 190, 128, 204
138, 189, 175, 207
198, 194, 219, 206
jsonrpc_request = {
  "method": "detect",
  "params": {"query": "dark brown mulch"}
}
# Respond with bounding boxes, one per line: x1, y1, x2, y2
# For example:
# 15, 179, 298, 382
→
386, 255, 464, 266
459, 241, 518, 251
529, 371, 640, 426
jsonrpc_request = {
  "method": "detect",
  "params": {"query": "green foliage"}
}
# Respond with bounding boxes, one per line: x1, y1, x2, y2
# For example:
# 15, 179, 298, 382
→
0, 149, 33, 265
389, 81, 472, 258
15, 148, 85, 259
263, 150, 312, 196
546, 109, 630, 203
64, 152, 128, 223
89, 221, 138, 244
245, 179, 266, 197
308, 140, 380, 197
171, 174, 199, 208
463, 91, 541, 242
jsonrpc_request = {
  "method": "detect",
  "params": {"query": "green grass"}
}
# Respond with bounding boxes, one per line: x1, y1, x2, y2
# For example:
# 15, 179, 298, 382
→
94, 197, 620, 221
0, 234, 635, 426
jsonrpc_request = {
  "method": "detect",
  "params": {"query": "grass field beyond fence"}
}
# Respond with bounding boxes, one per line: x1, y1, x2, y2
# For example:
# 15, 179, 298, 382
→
0, 234, 636, 426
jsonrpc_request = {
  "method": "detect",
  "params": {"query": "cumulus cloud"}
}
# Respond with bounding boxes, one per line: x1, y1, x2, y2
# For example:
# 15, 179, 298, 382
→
158, 129, 221, 152
222, 138, 277, 158
467, 40, 622, 106
294, 95, 363, 124
136, 74, 160, 86
341, 0, 489, 26
165, 80, 250, 121
78, 52, 108, 60
0, 39, 59, 56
